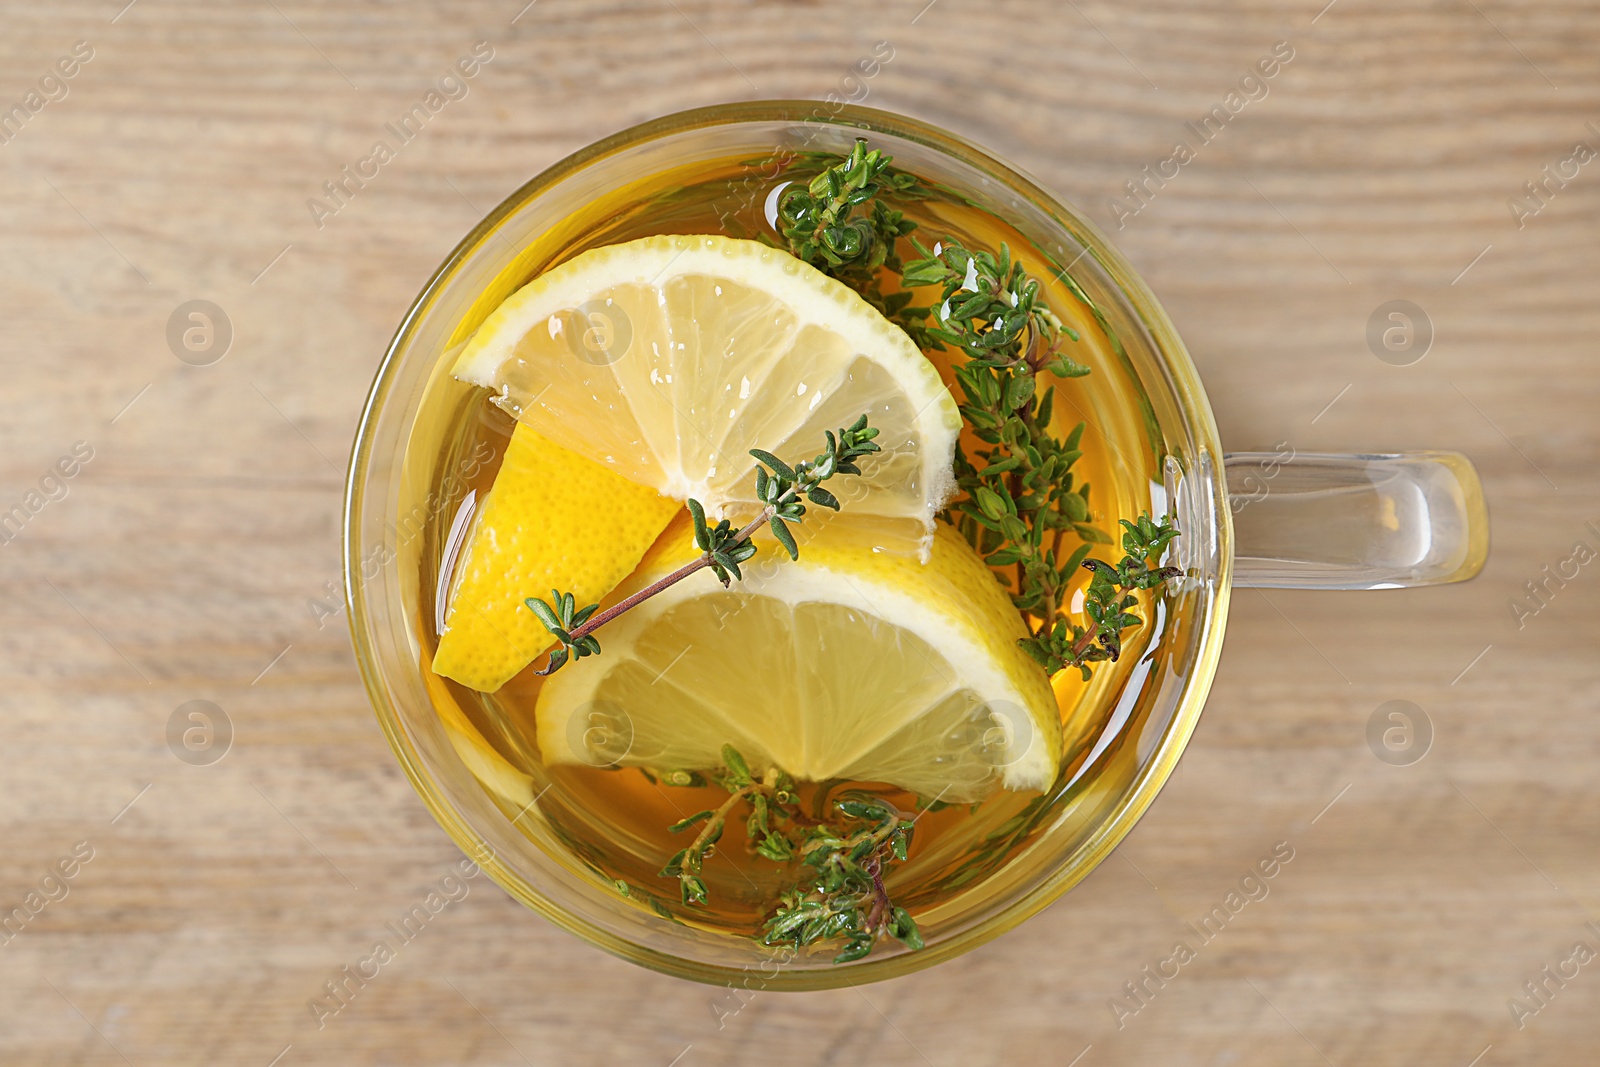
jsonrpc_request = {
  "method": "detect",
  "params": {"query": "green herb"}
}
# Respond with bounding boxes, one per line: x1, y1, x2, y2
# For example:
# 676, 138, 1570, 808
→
779, 146, 1180, 680
762, 797, 922, 963
659, 744, 800, 906
775, 140, 931, 344
1018, 515, 1181, 678
657, 744, 921, 964
527, 416, 880, 675
901, 238, 1087, 378
900, 236, 1104, 612
909, 233, 1180, 675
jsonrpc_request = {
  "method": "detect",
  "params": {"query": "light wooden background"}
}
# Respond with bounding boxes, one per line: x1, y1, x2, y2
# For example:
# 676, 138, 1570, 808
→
2, 1, 1596, 1064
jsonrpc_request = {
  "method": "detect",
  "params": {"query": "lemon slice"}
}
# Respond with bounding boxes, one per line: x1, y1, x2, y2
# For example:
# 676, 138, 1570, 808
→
534, 520, 1061, 802
432, 425, 680, 692
450, 234, 960, 556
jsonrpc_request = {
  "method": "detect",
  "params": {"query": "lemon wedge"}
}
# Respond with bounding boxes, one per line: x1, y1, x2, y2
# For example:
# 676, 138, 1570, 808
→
534, 520, 1061, 802
450, 234, 961, 556
431, 425, 680, 692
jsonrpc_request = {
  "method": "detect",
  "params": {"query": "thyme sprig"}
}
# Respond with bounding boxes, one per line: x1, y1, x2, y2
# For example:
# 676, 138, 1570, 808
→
660, 745, 799, 905
901, 238, 1088, 379
777, 146, 1181, 681
763, 797, 922, 963
659, 745, 921, 963
527, 416, 880, 675
1018, 515, 1181, 679
900, 238, 1113, 668
775, 140, 930, 343
777, 139, 916, 280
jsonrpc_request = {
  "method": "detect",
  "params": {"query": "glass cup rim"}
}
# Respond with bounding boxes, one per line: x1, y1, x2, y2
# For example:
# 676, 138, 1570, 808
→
345, 99, 1233, 987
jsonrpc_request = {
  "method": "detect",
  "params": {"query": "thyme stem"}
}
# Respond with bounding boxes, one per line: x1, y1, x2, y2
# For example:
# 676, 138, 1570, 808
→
527, 415, 880, 676
531, 503, 779, 675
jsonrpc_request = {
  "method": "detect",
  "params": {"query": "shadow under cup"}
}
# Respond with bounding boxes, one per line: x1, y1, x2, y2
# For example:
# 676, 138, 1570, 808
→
344, 102, 1231, 988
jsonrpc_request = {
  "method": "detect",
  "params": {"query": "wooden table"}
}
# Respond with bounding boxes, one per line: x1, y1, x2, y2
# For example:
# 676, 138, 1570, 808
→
3, 2, 1595, 1064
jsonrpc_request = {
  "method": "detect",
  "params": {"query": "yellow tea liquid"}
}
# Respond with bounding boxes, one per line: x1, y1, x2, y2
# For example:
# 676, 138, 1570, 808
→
404, 151, 1171, 937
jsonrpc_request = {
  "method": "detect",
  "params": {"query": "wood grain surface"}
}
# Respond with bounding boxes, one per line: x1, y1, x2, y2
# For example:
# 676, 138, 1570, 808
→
2, 1, 1597, 1064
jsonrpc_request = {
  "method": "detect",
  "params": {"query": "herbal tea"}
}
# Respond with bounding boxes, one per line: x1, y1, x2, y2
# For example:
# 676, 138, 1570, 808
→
404, 144, 1179, 961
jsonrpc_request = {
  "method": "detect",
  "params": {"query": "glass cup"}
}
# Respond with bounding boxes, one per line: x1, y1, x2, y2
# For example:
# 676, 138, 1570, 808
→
344, 102, 1487, 989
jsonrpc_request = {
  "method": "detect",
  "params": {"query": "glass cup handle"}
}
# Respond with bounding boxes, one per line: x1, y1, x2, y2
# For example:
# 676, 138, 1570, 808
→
1223, 450, 1489, 589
